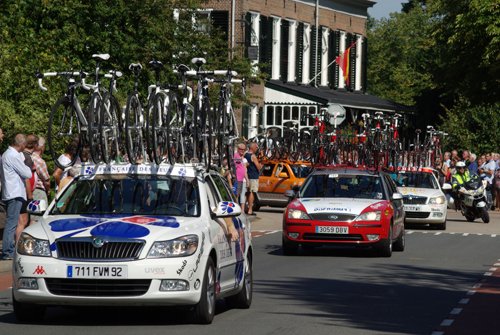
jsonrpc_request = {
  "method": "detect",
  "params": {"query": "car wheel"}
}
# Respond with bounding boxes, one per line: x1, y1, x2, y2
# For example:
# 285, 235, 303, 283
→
193, 258, 216, 324
13, 293, 46, 324
435, 220, 447, 230
282, 236, 298, 256
393, 228, 405, 252
377, 226, 393, 257
226, 253, 253, 309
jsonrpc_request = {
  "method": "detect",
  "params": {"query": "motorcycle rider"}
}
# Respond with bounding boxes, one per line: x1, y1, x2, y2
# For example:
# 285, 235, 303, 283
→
451, 161, 470, 210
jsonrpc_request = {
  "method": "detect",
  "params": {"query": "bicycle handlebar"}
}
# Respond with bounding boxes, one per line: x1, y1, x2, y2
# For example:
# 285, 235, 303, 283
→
36, 71, 83, 91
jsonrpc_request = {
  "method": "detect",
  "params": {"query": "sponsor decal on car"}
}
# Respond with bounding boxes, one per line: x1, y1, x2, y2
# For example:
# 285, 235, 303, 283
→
33, 265, 46, 275
176, 260, 187, 275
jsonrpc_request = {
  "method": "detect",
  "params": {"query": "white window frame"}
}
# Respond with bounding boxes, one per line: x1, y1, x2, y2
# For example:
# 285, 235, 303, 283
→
301, 24, 311, 85
287, 20, 297, 82
338, 31, 347, 89
271, 17, 281, 80
320, 27, 329, 86
355, 35, 363, 91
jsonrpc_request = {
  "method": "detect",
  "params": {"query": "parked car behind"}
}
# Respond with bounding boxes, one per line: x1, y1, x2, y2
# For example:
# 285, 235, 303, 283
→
255, 160, 312, 209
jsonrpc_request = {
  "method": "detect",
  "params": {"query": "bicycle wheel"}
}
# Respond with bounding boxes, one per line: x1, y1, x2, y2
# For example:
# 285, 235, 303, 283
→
199, 97, 213, 169
47, 96, 81, 169
88, 92, 103, 163
165, 94, 181, 165
151, 93, 168, 165
125, 93, 145, 164
100, 92, 121, 164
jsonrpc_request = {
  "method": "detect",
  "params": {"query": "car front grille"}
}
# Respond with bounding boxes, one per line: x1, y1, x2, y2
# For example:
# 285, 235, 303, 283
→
403, 196, 427, 205
56, 239, 145, 261
308, 213, 357, 222
303, 233, 363, 241
45, 278, 151, 297
405, 211, 430, 218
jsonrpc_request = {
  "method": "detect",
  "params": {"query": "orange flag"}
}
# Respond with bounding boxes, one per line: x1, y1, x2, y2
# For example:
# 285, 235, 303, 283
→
335, 41, 357, 85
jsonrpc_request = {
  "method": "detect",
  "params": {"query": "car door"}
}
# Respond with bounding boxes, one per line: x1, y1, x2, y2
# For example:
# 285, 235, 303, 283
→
258, 162, 277, 193
206, 173, 241, 292
384, 175, 405, 237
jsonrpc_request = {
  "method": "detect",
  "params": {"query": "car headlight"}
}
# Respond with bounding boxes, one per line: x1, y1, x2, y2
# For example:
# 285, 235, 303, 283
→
148, 234, 198, 258
354, 211, 381, 221
17, 233, 51, 257
429, 196, 446, 205
287, 208, 311, 220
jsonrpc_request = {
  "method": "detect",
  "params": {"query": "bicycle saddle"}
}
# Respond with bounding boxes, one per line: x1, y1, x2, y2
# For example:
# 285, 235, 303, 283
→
92, 53, 110, 61
191, 57, 206, 66
129, 63, 143, 71
148, 60, 164, 69
177, 64, 190, 73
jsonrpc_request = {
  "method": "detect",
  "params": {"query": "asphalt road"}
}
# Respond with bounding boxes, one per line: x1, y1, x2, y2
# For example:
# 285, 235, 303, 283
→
0, 209, 499, 335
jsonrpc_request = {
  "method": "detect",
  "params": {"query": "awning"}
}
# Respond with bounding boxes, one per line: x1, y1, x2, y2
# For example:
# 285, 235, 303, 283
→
265, 80, 415, 113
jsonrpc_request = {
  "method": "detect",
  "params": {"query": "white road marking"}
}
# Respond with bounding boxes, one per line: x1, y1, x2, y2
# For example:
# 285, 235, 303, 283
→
440, 319, 454, 326
458, 298, 469, 304
450, 308, 462, 315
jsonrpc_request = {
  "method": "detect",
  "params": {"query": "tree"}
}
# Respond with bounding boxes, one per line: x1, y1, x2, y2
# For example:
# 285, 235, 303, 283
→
367, 0, 499, 151
367, 6, 435, 106
0, 0, 252, 154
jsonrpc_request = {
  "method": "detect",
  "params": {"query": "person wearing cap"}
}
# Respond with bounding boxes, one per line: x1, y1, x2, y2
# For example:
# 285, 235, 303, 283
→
451, 161, 471, 211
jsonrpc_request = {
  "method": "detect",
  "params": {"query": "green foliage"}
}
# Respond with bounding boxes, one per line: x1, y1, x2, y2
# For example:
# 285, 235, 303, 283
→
440, 99, 500, 154
0, 0, 253, 145
367, 6, 435, 106
367, 0, 499, 152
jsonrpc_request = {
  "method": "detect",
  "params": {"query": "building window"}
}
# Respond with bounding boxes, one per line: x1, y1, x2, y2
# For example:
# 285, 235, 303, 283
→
302, 24, 311, 84
320, 27, 329, 86
287, 20, 297, 82
271, 17, 281, 80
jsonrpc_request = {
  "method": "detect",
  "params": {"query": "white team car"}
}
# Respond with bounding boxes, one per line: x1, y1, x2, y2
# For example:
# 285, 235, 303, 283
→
13, 164, 252, 324
393, 168, 451, 230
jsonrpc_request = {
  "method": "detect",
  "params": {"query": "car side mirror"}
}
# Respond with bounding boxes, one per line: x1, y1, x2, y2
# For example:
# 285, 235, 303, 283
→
212, 201, 242, 218
285, 189, 297, 198
442, 183, 452, 191
278, 172, 289, 178
392, 193, 403, 201
27, 199, 47, 216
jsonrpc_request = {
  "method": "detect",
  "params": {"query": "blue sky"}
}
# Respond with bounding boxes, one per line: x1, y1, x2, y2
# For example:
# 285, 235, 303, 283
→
368, 1, 409, 20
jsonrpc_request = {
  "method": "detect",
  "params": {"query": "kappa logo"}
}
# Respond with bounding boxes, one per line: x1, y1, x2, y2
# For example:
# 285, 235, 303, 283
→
33, 265, 46, 275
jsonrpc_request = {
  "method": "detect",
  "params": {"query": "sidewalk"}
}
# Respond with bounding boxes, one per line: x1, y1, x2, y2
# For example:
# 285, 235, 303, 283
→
0, 229, 13, 274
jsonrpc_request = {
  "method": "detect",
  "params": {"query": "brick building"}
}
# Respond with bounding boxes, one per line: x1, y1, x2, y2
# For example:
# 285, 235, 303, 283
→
200, 0, 409, 139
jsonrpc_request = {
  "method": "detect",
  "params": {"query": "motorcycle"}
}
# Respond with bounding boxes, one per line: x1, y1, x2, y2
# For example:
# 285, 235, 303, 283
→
457, 175, 490, 223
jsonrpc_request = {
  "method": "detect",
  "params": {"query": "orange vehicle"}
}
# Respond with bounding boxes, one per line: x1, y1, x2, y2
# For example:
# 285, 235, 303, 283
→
254, 160, 312, 209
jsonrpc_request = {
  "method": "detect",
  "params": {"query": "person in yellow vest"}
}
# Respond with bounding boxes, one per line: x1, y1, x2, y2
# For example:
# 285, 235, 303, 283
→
451, 161, 471, 210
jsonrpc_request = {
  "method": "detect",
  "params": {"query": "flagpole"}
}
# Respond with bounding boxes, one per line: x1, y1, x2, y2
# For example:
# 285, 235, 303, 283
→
307, 40, 357, 85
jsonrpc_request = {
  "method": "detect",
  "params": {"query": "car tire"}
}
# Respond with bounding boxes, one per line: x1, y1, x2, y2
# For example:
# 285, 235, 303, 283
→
393, 229, 405, 252
282, 236, 298, 256
226, 253, 253, 309
377, 226, 393, 257
13, 293, 46, 324
193, 258, 216, 324
436, 220, 447, 230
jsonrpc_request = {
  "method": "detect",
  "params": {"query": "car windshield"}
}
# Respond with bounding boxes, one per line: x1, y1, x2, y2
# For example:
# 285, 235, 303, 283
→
290, 164, 312, 178
393, 172, 439, 189
300, 173, 385, 199
51, 175, 200, 217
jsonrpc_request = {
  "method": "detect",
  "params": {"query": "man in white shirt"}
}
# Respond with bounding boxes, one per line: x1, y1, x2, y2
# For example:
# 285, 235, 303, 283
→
1, 134, 32, 260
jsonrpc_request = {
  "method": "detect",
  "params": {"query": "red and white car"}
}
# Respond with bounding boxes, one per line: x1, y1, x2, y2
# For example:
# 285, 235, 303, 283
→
282, 167, 405, 257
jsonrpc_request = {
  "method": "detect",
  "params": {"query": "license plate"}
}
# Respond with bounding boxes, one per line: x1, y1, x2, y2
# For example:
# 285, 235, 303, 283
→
404, 205, 420, 212
316, 226, 348, 234
67, 265, 128, 278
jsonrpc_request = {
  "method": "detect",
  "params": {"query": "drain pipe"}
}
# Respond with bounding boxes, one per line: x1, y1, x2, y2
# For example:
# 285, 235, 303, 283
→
314, 0, 319, 86
231, 0, 235, 60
